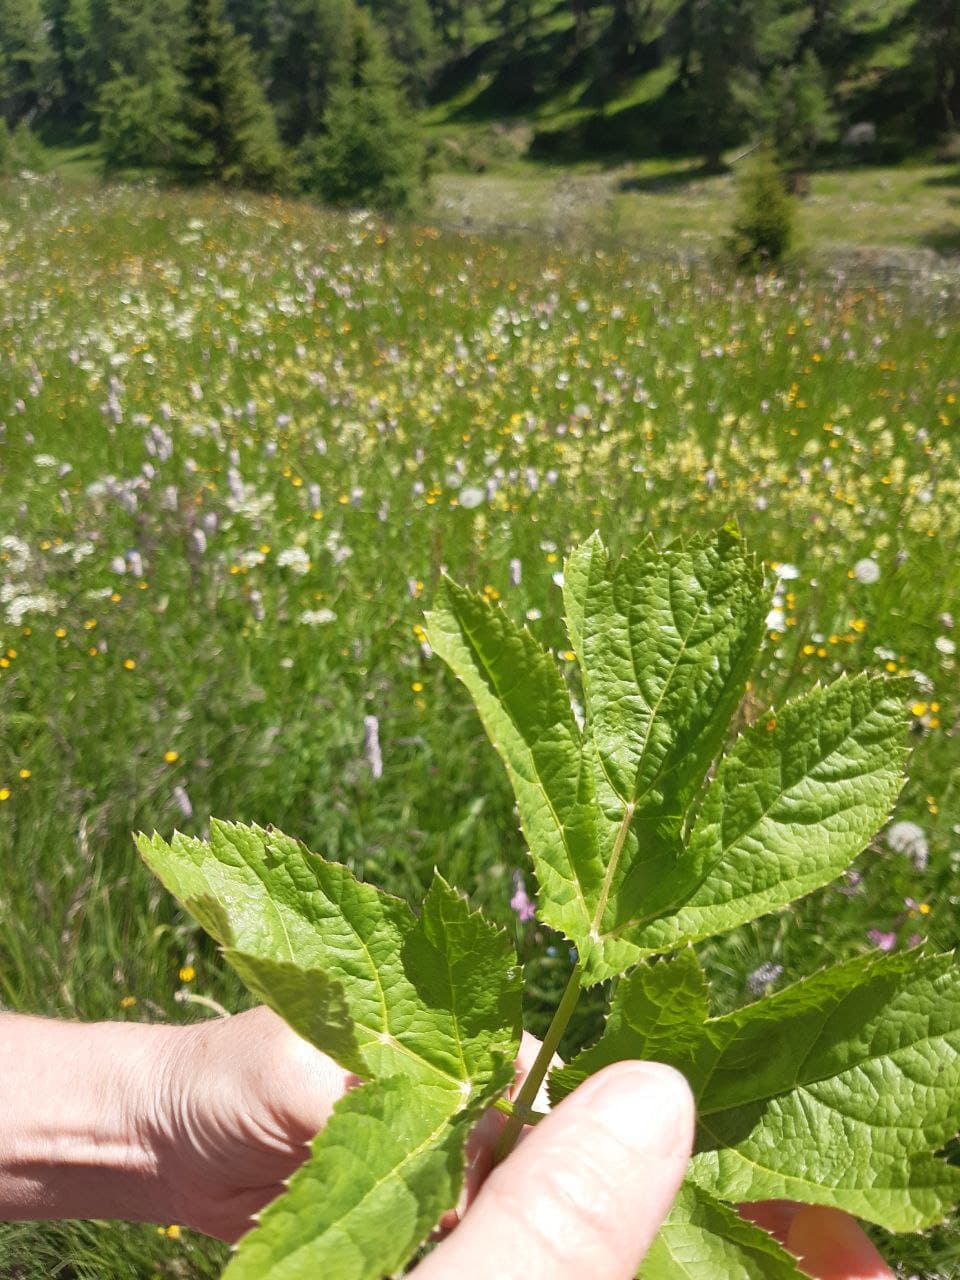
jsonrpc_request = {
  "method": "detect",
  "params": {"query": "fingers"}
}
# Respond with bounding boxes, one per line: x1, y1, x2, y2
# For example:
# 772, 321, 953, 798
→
441, 1028, 564, 1232
416, 1061, 694, 1280
739, 1200, 800, 1244
742, 1203, 894, 1279
785, 1206, 895, 1280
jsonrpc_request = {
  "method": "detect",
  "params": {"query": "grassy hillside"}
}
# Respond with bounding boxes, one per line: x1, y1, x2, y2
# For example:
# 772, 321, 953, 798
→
430, 159, 960, 262
421, 0, 924, 163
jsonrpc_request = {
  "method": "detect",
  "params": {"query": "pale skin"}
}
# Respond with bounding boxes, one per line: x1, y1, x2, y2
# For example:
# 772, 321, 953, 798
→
0, 1006, 895, 1279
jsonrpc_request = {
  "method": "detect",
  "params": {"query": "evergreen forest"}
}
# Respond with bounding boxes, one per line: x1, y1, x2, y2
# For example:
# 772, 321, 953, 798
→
0, 0, 959, 208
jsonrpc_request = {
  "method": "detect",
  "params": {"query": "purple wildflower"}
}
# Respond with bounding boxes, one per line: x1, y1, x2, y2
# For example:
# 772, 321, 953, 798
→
867, 929, 897, 952
510, 871, 536, 923
746, 962, 783, 995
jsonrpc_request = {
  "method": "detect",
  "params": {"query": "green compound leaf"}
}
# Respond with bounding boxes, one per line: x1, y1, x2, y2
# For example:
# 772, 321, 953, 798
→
563, 527, 766, 821
618, 673, 910, 956
428, 531, 906, 984
140, 822, 523, 1279
137, 822, 522, 1093
639, 1184, 806, 1279
426, 575, 605, 970
223, 1073, 501, 1280
553, 951, 960, 1232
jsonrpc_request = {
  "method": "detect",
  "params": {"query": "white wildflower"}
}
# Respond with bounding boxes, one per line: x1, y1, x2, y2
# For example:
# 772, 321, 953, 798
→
935, 636, 956, 656
0, 536, 31, 574
277, 547, 310, 574
459, 486, 484, 509
853, 558, 881, 585
2, 590, 60, 627
886, 820, 929, 871
299, 608, 336, 626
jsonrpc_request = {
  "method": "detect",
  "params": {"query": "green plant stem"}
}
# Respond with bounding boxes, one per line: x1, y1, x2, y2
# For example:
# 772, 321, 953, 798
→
493, 960, 583, 1164
493, 1097, 547, 1124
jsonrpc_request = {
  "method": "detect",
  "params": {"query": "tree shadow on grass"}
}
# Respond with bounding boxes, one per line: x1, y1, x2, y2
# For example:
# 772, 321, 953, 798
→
923, 170, 960, 189
921, 224, 960, 255
617, 164, 717, 193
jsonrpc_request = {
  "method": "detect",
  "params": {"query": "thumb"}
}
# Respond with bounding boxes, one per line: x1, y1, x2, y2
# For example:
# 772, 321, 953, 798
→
416, 1061, 694, 1280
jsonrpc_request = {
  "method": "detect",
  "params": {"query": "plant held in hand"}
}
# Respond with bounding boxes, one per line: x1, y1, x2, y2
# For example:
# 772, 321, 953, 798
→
139, 527, 960, 1279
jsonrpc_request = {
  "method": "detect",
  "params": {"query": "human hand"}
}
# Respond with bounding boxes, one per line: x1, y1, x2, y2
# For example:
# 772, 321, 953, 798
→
148, 1005, 353, 1241
152, 1008, 894, 1279
415, 1058, 694, 1279
740, 1202, 894, 1280
147, 1005, 550, 1240
416, 1065, 895, 1280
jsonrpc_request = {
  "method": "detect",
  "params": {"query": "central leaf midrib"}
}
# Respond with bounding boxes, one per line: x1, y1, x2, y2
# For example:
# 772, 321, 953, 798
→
622, 568, 710, 803
587, 573, 708, 936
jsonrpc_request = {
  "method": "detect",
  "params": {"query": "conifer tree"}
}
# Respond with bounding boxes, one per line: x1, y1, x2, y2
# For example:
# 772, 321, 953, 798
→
729, 141, 795, 266
180, 0, 290, 187
93, 0, 189, 171
368, 0, 437, 102
268, 0, 357, 144
0, 0, 58, 124
299, 8, 424, 210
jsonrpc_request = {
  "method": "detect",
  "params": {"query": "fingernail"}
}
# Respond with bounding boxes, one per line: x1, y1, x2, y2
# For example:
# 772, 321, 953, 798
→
575, 1061, 695, 1158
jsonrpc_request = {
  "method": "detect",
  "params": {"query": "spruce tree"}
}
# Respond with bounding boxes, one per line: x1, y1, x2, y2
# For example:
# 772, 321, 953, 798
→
762, 48, 836, 177
299, 9, 424, 211
94, 0, 190, 171
268, 0, 357, 145
180, 0, 290, 187
729, 141, 795, 267
0, 0, 58, 125
368, 0, 438, 103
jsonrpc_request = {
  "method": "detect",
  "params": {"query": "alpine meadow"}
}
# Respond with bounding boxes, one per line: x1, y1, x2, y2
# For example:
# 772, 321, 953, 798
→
3, 181, 960, 1278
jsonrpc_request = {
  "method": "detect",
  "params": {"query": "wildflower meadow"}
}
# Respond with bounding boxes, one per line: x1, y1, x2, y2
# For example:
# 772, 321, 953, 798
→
2, 179, 960, 1277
